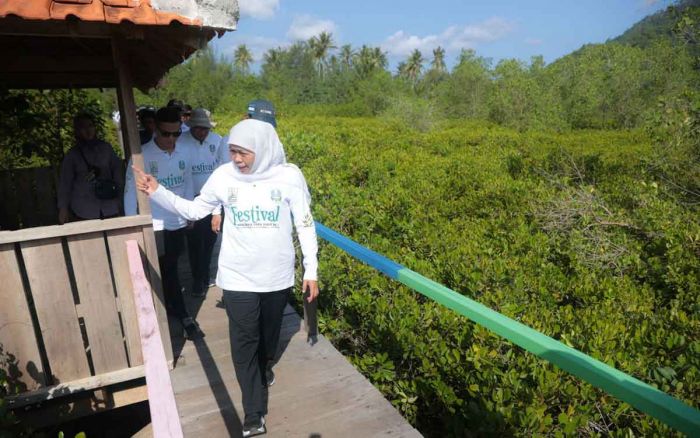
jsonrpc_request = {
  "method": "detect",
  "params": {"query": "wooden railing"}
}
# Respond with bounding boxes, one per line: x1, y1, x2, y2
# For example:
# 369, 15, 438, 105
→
0, 215, 170, 408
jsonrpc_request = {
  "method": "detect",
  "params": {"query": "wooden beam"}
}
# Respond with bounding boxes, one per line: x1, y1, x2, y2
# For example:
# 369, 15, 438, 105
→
0, 215, 153, 245
6, 365, 145, 409
0, 72, 115, 89
112, 35, 150, 214
1, 55, 114, 73
13, 381, 149, 430
126, 240, 183, 438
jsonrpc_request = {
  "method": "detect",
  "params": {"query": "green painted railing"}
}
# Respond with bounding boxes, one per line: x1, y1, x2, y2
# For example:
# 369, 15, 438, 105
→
315, 222, 700, 436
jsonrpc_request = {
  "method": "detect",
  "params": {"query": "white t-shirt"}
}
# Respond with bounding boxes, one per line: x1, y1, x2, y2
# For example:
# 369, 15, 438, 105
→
178, 130, 224, 194
124, 140, 194, 231
150, 163, 318, 292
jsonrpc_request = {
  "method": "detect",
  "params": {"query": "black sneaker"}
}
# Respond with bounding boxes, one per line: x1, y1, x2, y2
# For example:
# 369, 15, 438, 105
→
242, 415, 266, 437
182, 318, 205, 340
265, 368, 275, 387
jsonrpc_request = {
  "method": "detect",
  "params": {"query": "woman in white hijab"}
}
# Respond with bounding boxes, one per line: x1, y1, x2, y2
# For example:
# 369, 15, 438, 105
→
133, 118, 318, 437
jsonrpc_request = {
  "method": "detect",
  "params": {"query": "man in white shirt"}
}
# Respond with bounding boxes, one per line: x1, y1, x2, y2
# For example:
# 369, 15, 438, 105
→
124, 106, 204, 340
179, 108, 224, 296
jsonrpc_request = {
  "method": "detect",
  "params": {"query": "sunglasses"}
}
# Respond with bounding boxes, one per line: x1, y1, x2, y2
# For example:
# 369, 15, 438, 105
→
158, 128, 182, 138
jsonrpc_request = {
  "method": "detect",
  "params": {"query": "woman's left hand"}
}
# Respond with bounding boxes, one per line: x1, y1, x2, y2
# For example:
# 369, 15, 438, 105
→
302, 280, 319, 302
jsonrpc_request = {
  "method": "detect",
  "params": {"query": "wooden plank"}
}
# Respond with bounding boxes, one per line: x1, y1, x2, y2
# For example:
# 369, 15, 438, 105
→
0, 214, 153, 244
15, 173, 37, 228
0, 243, 46, 390
0, 171, 19, 230
7, 365, 145, 408
106, 227, 145, 366
110, 383, 148, 407
68, 232, 129, 374
126, 239, 183, 438
142, 225, 173, 364
20, 238, 91, 383
33, 167, 59, 227
12, 382, 148, 430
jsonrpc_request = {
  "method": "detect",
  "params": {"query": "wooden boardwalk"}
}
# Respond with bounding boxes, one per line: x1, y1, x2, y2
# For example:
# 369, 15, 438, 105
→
138, 238, 422, 437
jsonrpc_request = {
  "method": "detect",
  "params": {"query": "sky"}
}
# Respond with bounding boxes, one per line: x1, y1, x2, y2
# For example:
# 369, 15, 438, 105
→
210, 0, 674, 71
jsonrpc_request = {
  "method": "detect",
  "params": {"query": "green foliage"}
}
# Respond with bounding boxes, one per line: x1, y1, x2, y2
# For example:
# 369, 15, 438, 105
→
135, 47, 241, 112
613, 0, 700, 48
0, 89, 114, 170
283, 117, 699, 437
380, 95, 437, 132
0, 345, 31, 437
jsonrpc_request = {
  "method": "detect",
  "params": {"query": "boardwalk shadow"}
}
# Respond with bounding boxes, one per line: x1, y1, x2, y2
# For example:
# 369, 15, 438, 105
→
191, 336, 243, 437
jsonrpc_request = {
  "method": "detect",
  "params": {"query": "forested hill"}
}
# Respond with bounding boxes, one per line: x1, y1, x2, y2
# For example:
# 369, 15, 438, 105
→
611, 0, 700, 47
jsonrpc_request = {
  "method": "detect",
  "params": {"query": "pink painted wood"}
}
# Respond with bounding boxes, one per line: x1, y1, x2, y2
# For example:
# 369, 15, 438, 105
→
126, 240, 183, 438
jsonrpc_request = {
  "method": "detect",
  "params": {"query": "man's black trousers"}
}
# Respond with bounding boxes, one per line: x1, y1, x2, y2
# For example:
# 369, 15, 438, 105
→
186, 214, 218, 288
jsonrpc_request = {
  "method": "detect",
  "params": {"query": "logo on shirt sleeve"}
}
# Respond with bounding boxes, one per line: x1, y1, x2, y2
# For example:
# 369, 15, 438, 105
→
301, 212, 314, 227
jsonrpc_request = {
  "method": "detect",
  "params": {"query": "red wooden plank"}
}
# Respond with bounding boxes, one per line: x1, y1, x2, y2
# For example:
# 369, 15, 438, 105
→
126, 240, 182, 438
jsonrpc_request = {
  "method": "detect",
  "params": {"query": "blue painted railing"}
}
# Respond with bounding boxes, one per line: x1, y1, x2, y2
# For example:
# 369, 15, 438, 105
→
315, 222, 700, 436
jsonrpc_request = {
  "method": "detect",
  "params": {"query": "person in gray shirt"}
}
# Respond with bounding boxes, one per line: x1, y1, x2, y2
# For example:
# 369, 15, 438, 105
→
57, 112, 123, 224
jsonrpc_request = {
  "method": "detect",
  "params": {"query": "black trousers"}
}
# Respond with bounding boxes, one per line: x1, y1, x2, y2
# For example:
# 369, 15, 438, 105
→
222, 288, 290, 418
186, 214, 218, 287
157, 228, 189, 320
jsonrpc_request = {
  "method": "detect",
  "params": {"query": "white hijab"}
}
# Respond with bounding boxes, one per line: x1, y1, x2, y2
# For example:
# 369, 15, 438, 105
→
227, 119, 287, 181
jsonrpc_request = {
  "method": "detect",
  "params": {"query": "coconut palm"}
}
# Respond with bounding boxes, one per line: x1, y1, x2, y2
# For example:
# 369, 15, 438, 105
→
339, 44, 355, 70
233, 44, 254, 74
431, 46, 446, 72
404, 49, 424, 83
308, 31, 336, 77
354, 45, 388, 78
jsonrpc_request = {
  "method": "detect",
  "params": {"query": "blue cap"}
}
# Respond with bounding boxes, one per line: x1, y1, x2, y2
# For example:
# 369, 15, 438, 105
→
247, 99, 276, 128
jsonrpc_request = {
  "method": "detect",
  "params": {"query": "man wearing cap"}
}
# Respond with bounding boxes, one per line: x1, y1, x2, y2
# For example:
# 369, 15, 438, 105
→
211, 100, 281, 234
179, 108, 224, 297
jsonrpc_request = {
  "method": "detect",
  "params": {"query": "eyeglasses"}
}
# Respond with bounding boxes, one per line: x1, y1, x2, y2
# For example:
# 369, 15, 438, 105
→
158, 128, 182, 138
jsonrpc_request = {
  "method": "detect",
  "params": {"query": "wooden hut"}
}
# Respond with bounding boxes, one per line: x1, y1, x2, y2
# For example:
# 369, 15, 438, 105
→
0, 0, 238, 427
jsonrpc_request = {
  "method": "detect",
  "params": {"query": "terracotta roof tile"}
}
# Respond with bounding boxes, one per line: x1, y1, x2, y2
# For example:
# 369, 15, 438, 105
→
1, 0, 209, 28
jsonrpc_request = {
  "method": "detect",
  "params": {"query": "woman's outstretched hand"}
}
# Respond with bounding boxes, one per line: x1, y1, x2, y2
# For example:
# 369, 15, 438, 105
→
302, 280, 319, 302
132, 165, 159, 195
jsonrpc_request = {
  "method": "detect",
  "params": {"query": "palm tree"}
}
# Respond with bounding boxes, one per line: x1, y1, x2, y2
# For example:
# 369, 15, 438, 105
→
431, 46, 446, 72
339, 44, 354, 70
372, 47, 388, 70
405, 49, 424, 84
396, 61, 408, 78
308, 31, 336, 77
354, 45, 388, 78
233, 44, 254, 74
263, 48, 283, 67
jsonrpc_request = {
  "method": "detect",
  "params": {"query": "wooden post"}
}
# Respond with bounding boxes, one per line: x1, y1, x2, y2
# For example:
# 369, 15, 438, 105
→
111, 35, 149, 215
126, 240, 182, 438
111, 36, 172, 364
